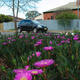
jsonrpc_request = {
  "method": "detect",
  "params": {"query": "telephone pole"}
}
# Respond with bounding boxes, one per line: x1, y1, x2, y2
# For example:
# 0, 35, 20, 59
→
77, 0, 79, 30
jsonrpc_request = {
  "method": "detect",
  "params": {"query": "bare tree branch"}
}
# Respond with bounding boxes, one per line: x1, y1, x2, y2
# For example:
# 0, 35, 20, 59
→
16, 0, 19, 17
1, 0, 12, 9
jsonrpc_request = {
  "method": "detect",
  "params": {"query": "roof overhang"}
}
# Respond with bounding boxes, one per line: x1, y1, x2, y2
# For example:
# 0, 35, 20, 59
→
43, 8, 80, 13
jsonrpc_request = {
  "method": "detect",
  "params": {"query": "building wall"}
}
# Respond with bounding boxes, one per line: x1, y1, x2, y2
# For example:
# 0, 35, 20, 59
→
73, 10, 80, 18
43, 12, 56, 20
43, 10, 80, 20
76, 0, 80, 5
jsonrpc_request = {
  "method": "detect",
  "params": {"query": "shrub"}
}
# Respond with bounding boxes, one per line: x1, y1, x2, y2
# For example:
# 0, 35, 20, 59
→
56, 12, 78, 30
0, 14, 13, 23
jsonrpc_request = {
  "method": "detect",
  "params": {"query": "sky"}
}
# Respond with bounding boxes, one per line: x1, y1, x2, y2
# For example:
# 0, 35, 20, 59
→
0, 0, 76, 19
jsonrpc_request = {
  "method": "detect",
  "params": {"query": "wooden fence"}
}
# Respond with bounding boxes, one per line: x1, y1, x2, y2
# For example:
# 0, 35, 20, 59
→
0, 23, 3, 30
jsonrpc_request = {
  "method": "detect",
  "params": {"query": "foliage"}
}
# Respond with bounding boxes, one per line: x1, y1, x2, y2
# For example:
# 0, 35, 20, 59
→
73, 27, 79, 33
25, 11, 41, 19
56, 12, 78, 19
0, 32, 80, 80
72, 28, 80, 35
55, 8, 72, 17
0, 14, 13, 23
56, 12, 78, 29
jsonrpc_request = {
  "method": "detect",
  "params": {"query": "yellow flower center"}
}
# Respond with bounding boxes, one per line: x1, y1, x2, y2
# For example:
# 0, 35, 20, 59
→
18, 71, 23, 72
41, 62, 47, 64
32, 71, 38, 74
20, 77, 28, 80
44, 62, 47, 64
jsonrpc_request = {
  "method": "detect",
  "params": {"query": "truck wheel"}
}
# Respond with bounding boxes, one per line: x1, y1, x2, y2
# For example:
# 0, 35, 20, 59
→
18, 28, 22, 33
33, 28, 37, 33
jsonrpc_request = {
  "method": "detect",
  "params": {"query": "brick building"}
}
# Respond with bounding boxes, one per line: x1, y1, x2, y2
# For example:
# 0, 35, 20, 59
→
43, 0, 80, 20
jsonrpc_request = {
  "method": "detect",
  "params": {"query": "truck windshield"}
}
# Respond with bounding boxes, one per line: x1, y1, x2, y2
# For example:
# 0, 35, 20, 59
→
32, 20, 40, 24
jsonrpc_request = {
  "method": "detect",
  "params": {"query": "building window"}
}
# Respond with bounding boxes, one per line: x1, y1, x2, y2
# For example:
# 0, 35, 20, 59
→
51, 16, 54, 19
47, 18, 50, 20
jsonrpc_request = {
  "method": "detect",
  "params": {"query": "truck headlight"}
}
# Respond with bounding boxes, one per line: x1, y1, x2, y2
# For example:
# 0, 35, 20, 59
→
38, 25, 42, 28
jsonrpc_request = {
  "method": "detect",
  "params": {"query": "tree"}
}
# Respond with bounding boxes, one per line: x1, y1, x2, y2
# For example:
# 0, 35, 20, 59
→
56, 12, 78, 19
0, 0, 41, 31
55, 8, 72, 17
0, 14, 13, 23
25, 11, 41, 19
56, 12, 78, 30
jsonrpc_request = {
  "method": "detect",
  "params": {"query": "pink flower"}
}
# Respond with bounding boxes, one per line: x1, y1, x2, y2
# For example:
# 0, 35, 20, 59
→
67, 40, 70, 43
39, 39, 43, 42
54, 37, 56, 39
24, 65, 29, 70
13, 69, 27, 74
34, 41, 42, 46
73, 37, 79, 40
75, 35, 78, 37
61, 40, 66, 43
36, 41, 42, 45
60, 36, 66, 39
14, 72, 32, 80
57, 35, 60, 38
27, 69, 43, 75
57, 43, 61, 46
31, 36, 35, 39
36, 35, 38, 37
50, 41, 52, 44
19, 35, 24, 38
7, 41, 11, 43
33, 59, 55, 68
32, 53, 35, 56
27, 57, 29, 61
3, 42, 7, 45
7, 37, 11, 40
25, 35, 28, 38
67, 38, 70, 41
44, 46, 54, 51
34, 43, 39, 46
11, 39, 16, 41
77, 40, 80, 42
30, 55, 32, 58
73, 35, 79, 40
49, 32, 51, 35
36, 52, 41, 58
45, 34, 48, 36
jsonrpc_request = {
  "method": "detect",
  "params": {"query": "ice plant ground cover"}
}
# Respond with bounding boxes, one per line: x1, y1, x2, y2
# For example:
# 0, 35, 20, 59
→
0, 32, 80, 80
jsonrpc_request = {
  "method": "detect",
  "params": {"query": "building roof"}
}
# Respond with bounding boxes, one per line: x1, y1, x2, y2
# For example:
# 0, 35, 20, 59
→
34, 14, 43, 20
43, 2, 80, 13
8, 15, 24, 21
